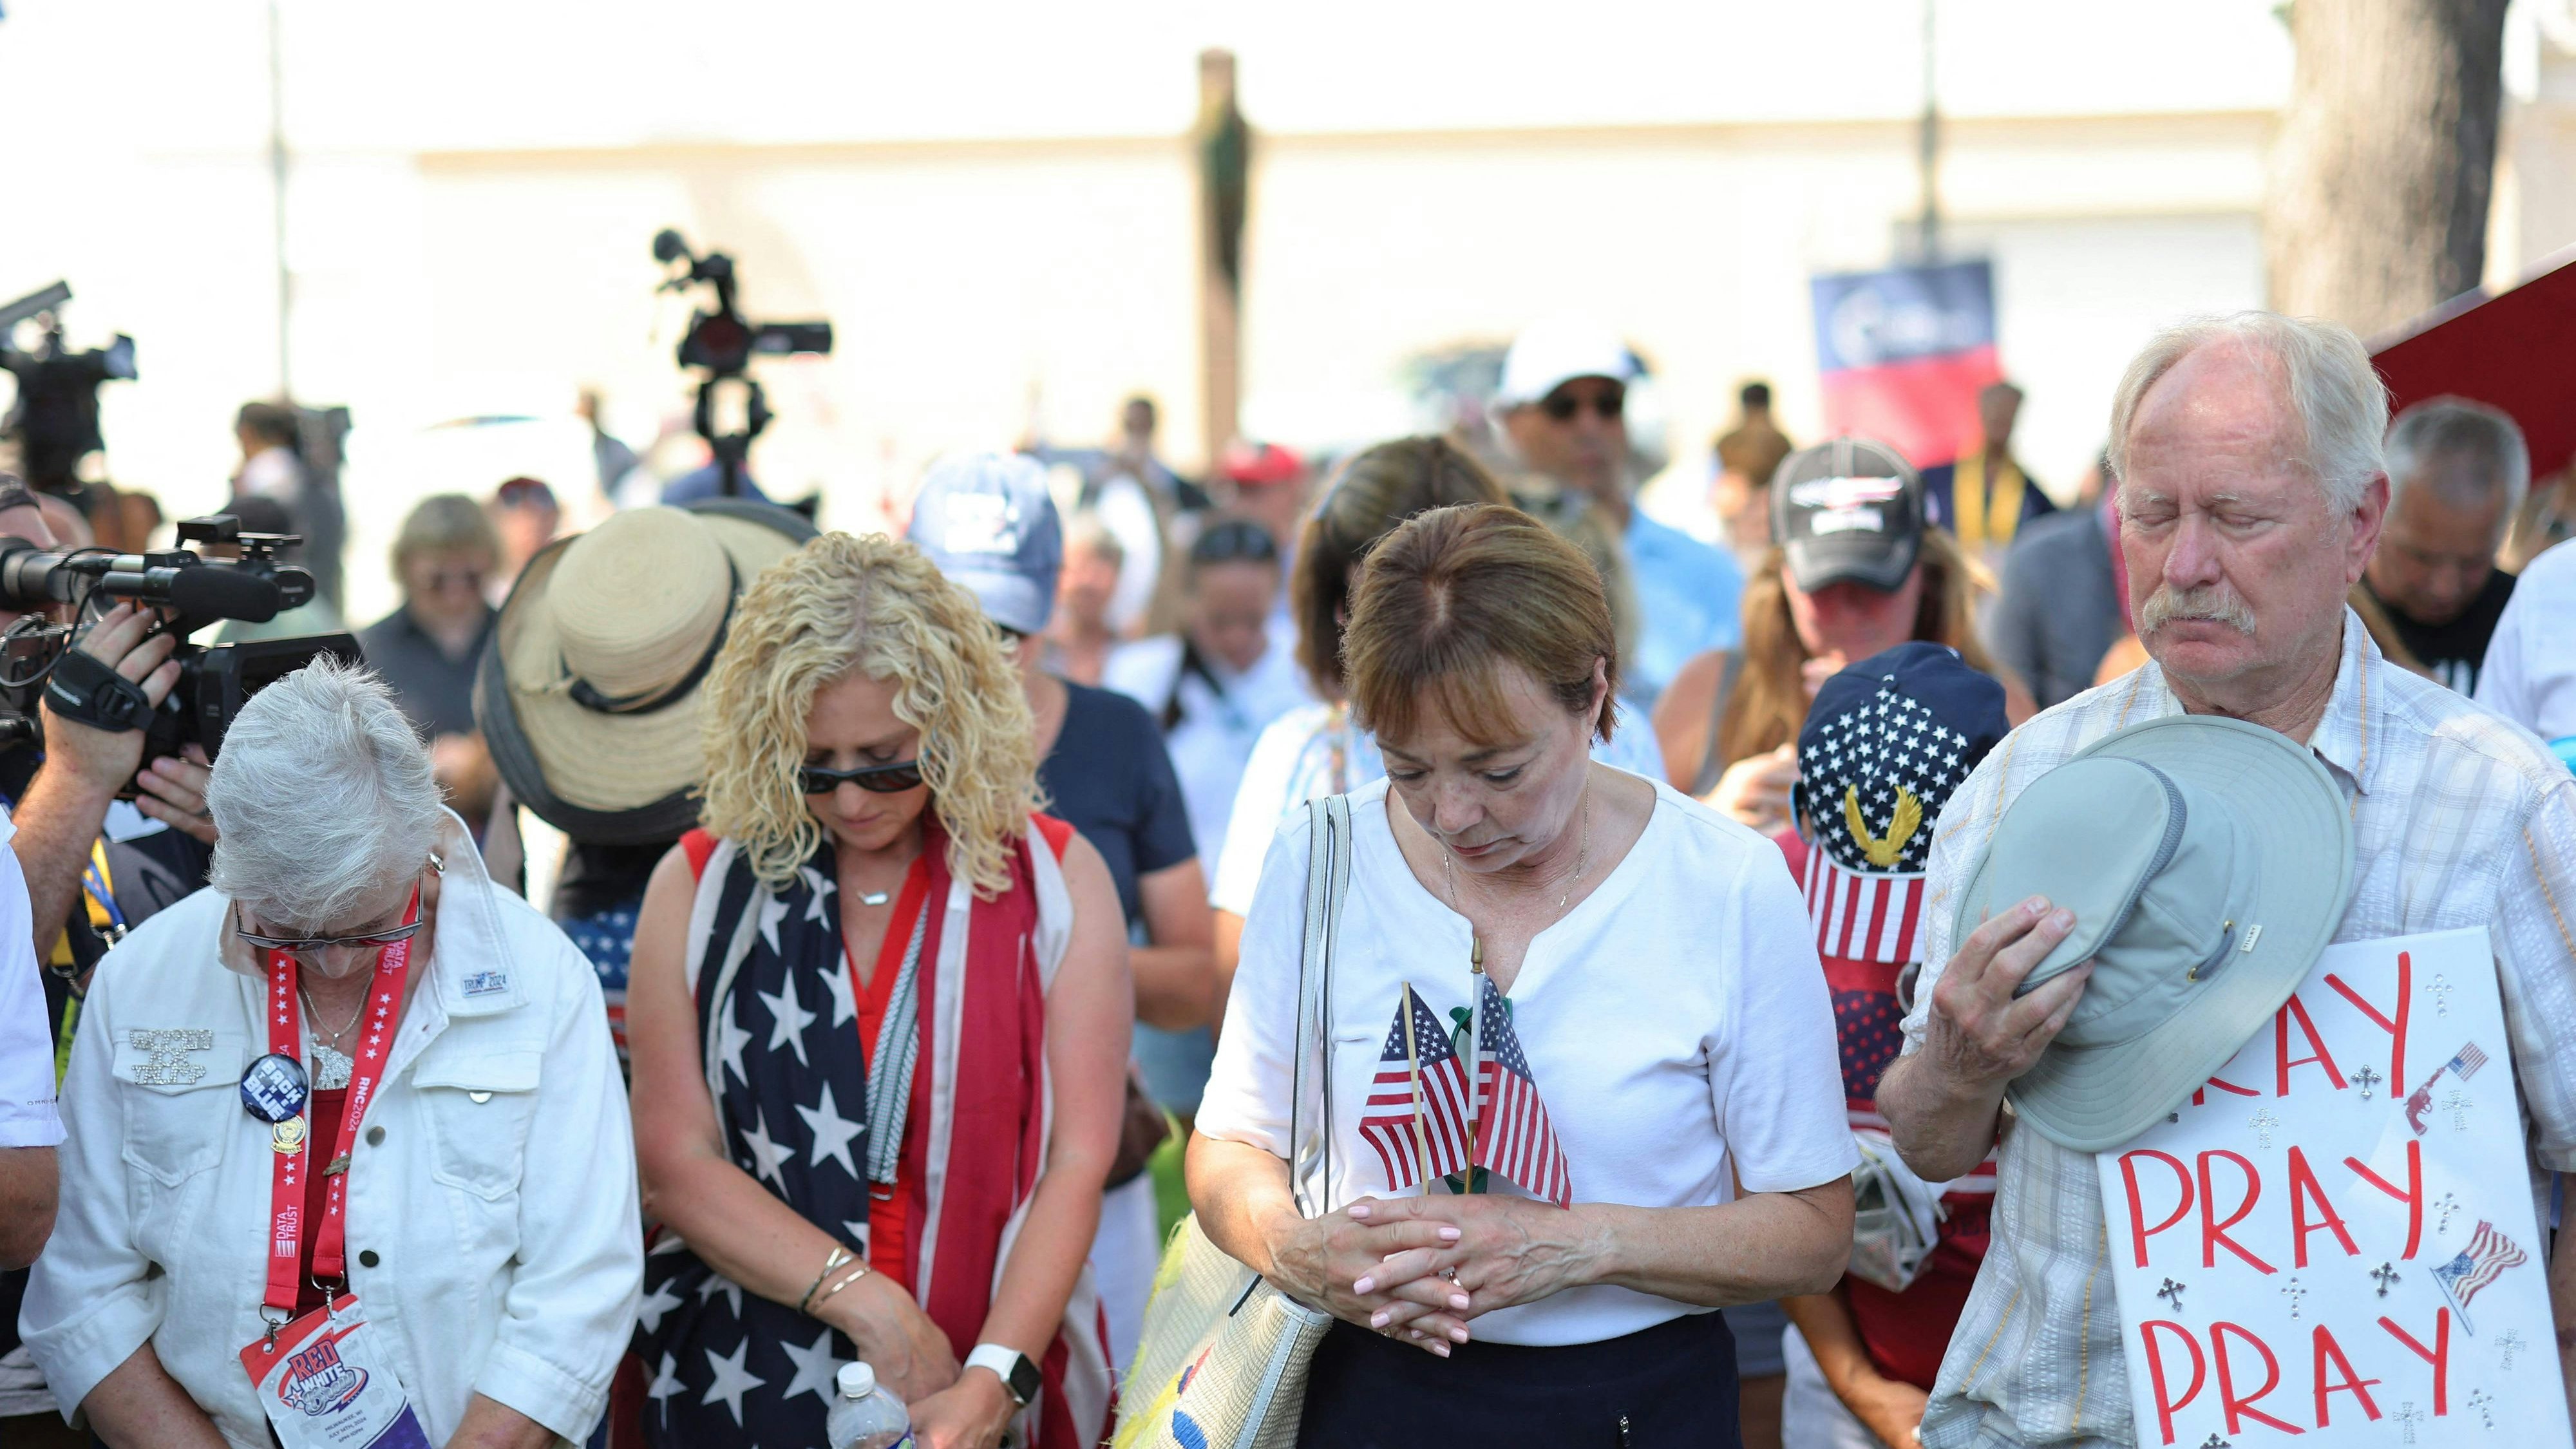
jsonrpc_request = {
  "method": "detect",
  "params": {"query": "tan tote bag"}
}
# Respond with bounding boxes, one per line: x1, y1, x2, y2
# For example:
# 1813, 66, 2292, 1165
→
1113, 794, 1353, 1449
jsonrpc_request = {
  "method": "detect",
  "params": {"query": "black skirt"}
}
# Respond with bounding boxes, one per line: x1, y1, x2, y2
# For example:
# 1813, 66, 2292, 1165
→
1296, 1307, 1741, 1448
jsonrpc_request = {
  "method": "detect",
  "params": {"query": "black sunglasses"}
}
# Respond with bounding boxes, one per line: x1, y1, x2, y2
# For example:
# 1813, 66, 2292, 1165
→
1540, 387, 1625, 422
799, 759, 926, 795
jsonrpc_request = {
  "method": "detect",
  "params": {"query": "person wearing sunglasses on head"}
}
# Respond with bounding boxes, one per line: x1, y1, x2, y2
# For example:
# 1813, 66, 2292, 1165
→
625, 529, 1126, 1449
23, 658, 640, 1449
1491, 315, 1745, 711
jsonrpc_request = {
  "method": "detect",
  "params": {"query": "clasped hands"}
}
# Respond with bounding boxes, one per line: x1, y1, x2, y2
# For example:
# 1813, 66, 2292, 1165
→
1269, 1193, 1605, 1357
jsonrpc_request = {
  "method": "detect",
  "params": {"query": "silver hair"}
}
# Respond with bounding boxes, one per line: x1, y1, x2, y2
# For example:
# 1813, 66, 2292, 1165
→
2385, 395, 2529, 533
2107, 312, 2390, 516
206, 656, 446, 930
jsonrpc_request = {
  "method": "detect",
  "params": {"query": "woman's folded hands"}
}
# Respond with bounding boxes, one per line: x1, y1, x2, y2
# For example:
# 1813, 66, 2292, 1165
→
1268, 1194, 1610, 1356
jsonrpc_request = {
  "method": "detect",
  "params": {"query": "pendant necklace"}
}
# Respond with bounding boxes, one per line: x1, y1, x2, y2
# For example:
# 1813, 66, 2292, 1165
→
1438, 787, 1590, 1193
298, 984, 368, 1092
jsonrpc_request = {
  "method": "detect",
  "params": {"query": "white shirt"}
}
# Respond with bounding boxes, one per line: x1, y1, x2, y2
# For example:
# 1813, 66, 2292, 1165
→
1904, 613, 2576, 1447
1103, 634, 1314, 873
234, 446, 303, 504
2476, 538, 2576, 744
23, 811, 641, 1446
0, 812, 61, 1150
1090, 474, 1165, 636
1209, 700, 1669, 918
1197, 776, 1859, 1347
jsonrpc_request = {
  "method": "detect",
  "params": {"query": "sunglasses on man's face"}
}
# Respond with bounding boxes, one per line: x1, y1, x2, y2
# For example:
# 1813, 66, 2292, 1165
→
799, 759, 926, 796
1540, 388, 1625, 423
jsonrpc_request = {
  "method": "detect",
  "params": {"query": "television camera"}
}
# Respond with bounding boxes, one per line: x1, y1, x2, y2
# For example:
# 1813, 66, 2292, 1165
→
1, 280, 138, 496
652, 229, 833, 498
0, 511, 361, 785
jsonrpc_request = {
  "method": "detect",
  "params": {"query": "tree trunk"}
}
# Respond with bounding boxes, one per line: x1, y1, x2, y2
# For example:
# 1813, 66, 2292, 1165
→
2266, 0, 2511, 337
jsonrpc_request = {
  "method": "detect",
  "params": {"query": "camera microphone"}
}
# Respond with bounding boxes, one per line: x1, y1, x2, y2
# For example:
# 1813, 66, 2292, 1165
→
153, 564, 281, 623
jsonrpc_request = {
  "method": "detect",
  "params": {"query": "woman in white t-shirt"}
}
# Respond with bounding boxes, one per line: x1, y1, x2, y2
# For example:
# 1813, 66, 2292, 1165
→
1208, 438, 1662, 978
1191, 504, 1855, 1443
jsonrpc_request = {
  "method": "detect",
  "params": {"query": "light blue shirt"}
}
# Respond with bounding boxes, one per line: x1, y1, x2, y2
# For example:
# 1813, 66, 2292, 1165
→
1624, 508, 1745, 706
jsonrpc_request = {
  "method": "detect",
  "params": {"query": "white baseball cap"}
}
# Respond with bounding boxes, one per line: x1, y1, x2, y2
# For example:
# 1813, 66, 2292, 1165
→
1495, 314, 1639, 410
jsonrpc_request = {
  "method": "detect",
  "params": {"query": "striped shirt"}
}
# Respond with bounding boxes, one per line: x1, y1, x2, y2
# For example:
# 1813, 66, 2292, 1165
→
1900, 610, 2576, 1447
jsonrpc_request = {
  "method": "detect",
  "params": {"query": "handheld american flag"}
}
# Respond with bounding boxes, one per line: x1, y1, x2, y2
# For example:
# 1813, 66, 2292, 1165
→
2404, 1039, 2492, 1136
1358, 985, 1473, 1193
1470, 973, 1573, 1207
2430, 1219, 2528, 1334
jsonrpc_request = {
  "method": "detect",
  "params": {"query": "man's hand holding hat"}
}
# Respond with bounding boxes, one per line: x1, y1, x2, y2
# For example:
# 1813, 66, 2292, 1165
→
1899, 896, 2094, 1179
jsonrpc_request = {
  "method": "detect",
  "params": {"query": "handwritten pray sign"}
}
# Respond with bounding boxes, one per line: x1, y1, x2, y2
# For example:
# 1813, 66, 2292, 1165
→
2095, 928, 2569, 1446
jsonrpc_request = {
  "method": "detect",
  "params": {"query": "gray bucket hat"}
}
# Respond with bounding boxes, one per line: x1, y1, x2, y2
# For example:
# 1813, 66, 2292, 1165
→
1951, 714, 2355, 1151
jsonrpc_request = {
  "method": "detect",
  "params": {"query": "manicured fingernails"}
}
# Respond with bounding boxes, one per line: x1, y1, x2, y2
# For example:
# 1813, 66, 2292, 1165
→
1449, 1294, 1470, 1310
1437, 1226, 1461, 1241
1370, 1310, 1390, 1328
1353, 1276, 1376, 1294
1348, 1203, 1372, 1220
1430, 1341, 1450, 1358
1450, 1326, 1469, 1343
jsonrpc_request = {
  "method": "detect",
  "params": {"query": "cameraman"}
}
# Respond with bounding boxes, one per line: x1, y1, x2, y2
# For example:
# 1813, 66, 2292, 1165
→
0, 482, 214, 1449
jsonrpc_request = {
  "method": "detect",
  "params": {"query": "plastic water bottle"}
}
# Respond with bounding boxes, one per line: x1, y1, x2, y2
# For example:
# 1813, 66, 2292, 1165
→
826, 1361, 914, 1449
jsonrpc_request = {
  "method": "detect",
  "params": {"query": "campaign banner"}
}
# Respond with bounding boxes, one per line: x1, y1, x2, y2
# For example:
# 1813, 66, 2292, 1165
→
1810, 258, 2001, 471
2096, 927, 2569, 1447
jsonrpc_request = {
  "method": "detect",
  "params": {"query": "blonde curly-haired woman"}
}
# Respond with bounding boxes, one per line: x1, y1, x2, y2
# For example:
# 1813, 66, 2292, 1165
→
626, 531, 1129, 1449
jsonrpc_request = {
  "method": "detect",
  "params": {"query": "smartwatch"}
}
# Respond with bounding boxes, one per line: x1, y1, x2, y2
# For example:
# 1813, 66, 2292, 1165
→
965, 1343, 1040, 1408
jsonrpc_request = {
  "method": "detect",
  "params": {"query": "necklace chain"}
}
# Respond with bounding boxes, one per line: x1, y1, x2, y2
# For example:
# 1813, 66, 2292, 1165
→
298, 984, 369, 1049
1438, 785, 1593, 943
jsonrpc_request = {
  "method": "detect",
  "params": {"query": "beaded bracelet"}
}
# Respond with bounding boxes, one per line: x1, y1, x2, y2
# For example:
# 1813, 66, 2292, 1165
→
797, 1245, 855, 1316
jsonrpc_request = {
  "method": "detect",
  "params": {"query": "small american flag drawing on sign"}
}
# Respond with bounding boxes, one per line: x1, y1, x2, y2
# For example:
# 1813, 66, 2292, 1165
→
2430, 1219, 2528, 1334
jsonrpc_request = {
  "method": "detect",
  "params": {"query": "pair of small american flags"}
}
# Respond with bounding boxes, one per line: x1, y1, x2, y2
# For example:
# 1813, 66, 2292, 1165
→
1356, 975, 1573, 1207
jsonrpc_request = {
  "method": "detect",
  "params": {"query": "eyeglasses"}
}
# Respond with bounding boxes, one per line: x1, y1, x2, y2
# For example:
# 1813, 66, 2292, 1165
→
799, 759, 926, 795
232, 902, 426, 961
1540, 387, 1625, 423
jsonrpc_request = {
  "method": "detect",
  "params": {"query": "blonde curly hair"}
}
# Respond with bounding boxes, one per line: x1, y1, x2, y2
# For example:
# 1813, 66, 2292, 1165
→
698, 531, 1039, 896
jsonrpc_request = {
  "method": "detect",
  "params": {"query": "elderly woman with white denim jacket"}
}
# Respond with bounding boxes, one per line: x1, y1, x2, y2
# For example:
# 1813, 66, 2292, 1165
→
22, 658, 639, 1448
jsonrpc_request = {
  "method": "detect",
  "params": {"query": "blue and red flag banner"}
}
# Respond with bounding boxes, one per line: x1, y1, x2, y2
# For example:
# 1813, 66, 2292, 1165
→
1810, 259, 2003, 471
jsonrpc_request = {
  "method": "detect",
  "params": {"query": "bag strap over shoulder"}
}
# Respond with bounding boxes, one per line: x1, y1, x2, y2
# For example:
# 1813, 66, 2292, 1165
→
1289, 793, 1355, 1220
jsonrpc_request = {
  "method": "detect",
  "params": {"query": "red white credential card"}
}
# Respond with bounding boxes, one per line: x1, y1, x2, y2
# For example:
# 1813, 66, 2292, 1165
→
2096, 926, 2570, 1447
238, 1294, 432, 1449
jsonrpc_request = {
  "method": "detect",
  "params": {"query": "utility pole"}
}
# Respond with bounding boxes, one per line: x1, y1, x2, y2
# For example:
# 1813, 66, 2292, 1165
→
1917, 0, 1941, 262
267, 0, 292, 399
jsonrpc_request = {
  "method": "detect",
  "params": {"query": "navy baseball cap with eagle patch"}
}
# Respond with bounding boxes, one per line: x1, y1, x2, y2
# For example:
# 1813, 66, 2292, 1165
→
1792, 641, 2010, 963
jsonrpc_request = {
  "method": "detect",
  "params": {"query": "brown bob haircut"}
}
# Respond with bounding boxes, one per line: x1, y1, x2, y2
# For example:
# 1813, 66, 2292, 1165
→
1342, 503, 1618, 750
1293, 435, 1508, 698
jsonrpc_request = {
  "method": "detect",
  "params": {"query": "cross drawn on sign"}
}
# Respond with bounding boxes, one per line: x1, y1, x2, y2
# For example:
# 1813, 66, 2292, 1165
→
2394, 1401, 2425, 1444
2469, 1388, 2497, 1427
2157, 1278, 2187, 1312
2499, 1329, 2529, 1370
2371, 1262, 2401, 1297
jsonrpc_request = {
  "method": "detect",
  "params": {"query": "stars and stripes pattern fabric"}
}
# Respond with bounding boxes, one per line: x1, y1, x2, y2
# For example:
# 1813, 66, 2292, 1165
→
2431, 1220, 2528, 1331
1803, 855, 1929, 966
1357, 984, 1472, 1193
1470, 972, 1573, 1207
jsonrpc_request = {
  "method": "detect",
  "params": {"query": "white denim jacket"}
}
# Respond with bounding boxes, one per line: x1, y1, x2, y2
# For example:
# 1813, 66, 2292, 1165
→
21, 811, 641, 1446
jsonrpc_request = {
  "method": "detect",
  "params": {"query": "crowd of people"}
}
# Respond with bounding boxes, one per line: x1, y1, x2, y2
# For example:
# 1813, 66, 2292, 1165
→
0, 300, 2570, 1449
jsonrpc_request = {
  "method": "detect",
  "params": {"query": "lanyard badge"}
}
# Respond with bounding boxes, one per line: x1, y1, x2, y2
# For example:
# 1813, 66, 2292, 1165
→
237, 886, 428, 1446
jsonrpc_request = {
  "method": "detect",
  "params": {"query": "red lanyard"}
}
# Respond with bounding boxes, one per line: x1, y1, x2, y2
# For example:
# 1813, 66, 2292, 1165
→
260, 887, 420, 1317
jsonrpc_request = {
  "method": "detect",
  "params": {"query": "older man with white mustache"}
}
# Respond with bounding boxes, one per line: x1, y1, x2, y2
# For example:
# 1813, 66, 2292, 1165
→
1876, 312, 2576, 1447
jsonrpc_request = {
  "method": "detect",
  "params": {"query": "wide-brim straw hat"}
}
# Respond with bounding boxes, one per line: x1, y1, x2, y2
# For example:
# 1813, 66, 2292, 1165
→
1951, 714, 2356, 1151
477, 498, 816, 844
